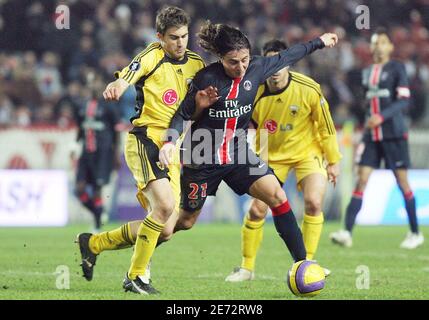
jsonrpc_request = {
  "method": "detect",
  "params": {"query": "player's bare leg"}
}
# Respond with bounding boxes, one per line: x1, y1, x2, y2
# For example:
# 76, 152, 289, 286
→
173, 209, 203, 232
330, 165, 373, 247
394, 169, 424, 249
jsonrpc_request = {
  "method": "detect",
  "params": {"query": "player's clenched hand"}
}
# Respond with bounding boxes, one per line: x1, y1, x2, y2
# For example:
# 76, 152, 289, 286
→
327, 163, 340, 187
319, 33, 338, 48
103, 83, 120, 101
159, 142, 176, 168
195, 86, 220, 110
366, 114, 383, 129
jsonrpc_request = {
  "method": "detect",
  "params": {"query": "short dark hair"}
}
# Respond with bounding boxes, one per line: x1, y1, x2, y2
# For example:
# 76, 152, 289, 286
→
262, 39, 289, 56
197, 20, 251, 57
155, 6, 190, 35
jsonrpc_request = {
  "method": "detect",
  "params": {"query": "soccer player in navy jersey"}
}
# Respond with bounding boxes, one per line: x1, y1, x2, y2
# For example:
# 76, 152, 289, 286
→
73, 73, 121, 233
330, 28, 424, 249
159, 21, 338, 265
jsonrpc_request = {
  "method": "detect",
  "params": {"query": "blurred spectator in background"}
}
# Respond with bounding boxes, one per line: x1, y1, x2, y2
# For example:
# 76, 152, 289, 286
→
0, 0, 428, 129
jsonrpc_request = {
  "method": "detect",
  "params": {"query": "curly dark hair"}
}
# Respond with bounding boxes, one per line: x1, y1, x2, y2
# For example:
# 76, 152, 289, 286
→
197, 20, 251, 57
155, 6, 190, 35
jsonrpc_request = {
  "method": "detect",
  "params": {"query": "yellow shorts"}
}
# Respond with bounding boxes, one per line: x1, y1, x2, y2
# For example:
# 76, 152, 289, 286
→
124, 127, 181, 212
270, 147, 327, 189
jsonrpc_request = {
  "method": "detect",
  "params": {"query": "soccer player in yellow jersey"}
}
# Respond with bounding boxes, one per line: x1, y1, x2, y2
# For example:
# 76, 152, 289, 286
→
75, 6, 204, 294
225, 40, 341, 282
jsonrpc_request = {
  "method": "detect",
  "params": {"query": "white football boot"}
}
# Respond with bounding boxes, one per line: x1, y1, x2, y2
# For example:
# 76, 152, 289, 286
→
225, 267, 255, 282
323, 268, 331, 277
400, 232, 424, 249
329, 230, 353, 248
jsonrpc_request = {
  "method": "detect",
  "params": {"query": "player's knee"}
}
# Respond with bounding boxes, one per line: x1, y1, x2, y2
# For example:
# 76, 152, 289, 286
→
356, 178, 368, 191
270, 187, 287, 207
304, 196, 322, 215
175, 216, 196, 231
152, 199, 175, 218
160, 227, 174, 242
249, 202, 267, 220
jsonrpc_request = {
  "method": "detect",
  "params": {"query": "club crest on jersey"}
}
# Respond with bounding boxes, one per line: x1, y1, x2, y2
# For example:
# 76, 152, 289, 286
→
129, 61, 140, 71
264, 119, 278, 134
162, 89, 178, 106
244, 80, 252, 91
289, 105, 299, 117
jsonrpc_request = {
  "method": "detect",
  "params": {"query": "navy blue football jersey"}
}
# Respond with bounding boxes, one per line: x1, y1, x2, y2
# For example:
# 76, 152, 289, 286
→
75, 98, 121, 153
169, 38, 325, 166
362, 60, 410, 141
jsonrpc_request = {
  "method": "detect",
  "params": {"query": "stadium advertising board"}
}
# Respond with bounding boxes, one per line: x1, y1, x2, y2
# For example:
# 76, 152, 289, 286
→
0, 170, 68, 226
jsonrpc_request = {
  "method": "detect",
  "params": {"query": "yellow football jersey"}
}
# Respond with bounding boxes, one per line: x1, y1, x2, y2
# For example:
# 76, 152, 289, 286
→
252, 71, 341, 165
115, 42, 204, 142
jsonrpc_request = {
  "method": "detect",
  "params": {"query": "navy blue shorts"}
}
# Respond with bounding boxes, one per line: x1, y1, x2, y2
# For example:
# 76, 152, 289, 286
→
76, 151, 113, 187
358, 138, 410, 170
180, 159, 274, 212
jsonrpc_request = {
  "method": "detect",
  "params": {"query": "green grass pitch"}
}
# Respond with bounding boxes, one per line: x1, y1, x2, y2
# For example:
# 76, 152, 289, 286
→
0, 222, 428, 300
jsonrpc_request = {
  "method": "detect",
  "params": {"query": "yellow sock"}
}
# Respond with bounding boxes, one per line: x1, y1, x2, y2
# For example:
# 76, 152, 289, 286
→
302, 212, 324, 260
89, 223, 135, 255
241, 214, 265, 271
128, 216, 164, 280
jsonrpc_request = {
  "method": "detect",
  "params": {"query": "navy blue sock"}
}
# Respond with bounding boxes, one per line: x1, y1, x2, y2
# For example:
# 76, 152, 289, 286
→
92, 197, 103, 229
404, 191, 418, 234
345, 191, 363, 233
272, 201, 306, 262
78, 191, 94, 212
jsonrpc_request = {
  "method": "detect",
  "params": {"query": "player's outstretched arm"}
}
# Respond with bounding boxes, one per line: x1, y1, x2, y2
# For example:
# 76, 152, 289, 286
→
260, 33, 338, 81
102, 78, 129, 101
319, 33, 338, 48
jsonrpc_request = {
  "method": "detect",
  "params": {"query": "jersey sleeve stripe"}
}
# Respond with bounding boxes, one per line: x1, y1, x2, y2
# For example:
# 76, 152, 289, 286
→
134, 43, 161, 62
122, 44, 162, 82
320, 105, 334, 135
186, 51, 203, 59
291, 77, 335, 134
188, 55, 205, 63
291, 76, 322, 95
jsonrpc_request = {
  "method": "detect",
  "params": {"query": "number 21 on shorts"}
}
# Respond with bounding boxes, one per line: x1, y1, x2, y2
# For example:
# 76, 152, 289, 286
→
188, 182, 208, 199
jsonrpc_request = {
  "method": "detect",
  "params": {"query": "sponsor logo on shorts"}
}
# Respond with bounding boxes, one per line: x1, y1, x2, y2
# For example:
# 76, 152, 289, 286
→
188, 200, 199, 209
